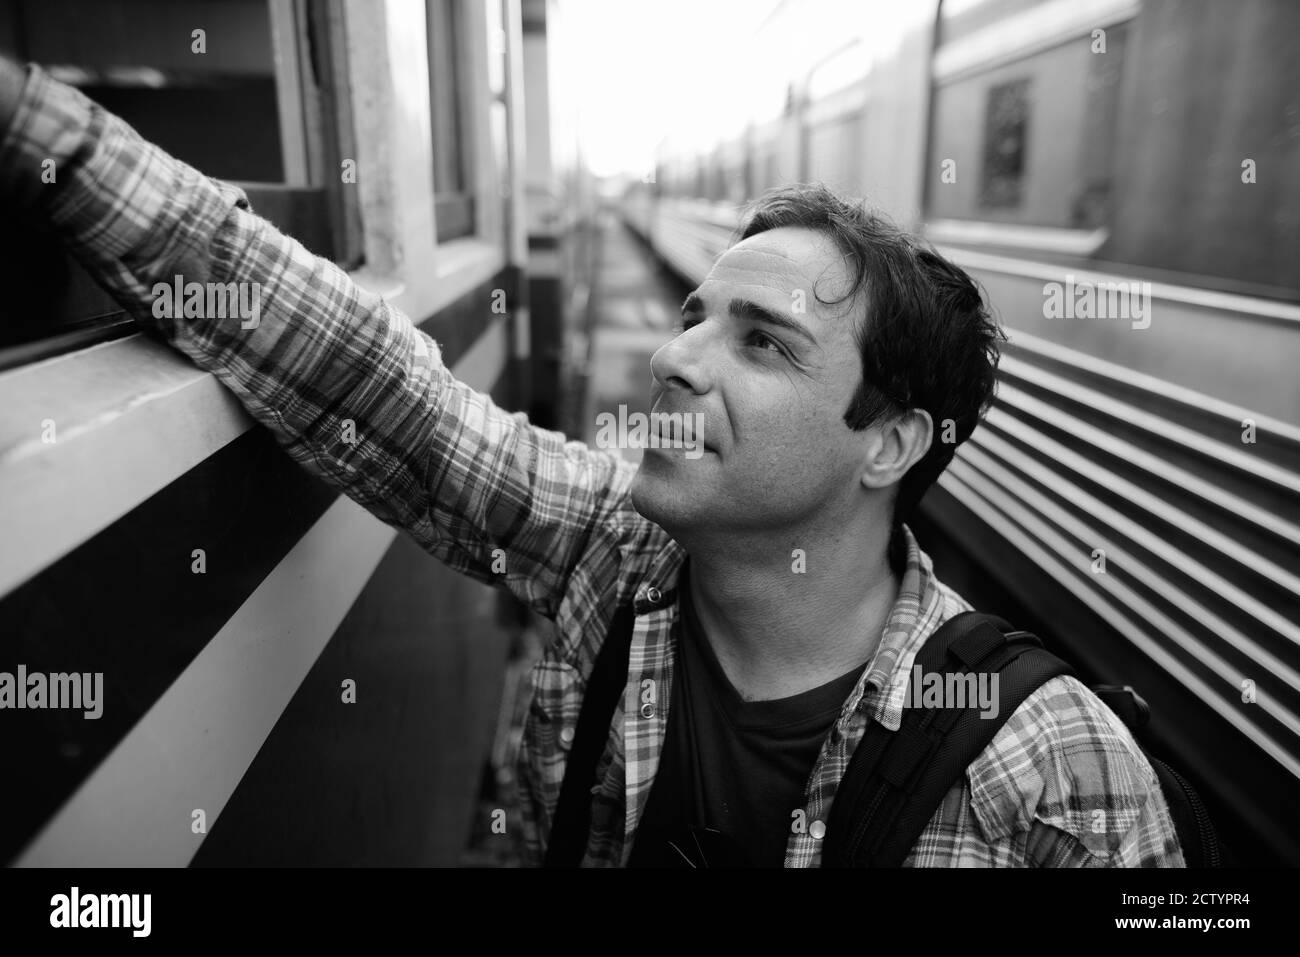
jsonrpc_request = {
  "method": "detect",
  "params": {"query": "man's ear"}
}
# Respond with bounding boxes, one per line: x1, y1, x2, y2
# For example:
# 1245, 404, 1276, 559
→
859, 408, 933, 492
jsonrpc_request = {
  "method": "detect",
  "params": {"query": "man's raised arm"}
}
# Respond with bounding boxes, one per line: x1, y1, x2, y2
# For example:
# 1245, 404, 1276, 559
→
0, 60, 637, 620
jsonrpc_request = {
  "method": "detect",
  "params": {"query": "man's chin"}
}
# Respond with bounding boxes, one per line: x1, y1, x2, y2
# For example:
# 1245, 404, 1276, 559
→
629, 460, 704, 533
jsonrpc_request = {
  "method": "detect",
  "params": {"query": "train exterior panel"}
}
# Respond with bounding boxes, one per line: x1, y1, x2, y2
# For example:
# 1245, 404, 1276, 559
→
0, 0, 588, 866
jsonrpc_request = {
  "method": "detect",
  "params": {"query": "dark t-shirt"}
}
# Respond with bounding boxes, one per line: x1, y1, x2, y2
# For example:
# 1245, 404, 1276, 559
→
628, 562, 868, 867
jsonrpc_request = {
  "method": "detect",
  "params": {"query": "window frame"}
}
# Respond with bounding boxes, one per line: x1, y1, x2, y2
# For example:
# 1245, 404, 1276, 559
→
922, 0, 1139, 255
0, 0, 363, 369
427, 0, 476, 244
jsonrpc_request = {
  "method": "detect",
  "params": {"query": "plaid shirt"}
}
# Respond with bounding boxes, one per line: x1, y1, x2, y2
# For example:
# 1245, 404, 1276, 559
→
2, 66, 1184, 868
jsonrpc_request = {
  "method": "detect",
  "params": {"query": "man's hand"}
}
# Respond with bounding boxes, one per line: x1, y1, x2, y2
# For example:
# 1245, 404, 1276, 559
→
0, 55, 27, 138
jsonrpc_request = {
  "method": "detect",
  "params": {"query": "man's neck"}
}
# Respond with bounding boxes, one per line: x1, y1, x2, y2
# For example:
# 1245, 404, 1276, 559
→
683, 515, 902, 702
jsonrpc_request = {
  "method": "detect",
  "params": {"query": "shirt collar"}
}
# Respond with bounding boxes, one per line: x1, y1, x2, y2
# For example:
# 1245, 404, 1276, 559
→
636, 523, 945, 733
837, 522, 948, 733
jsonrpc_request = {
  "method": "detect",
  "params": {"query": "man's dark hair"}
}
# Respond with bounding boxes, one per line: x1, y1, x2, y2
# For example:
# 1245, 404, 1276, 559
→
735, 183, 1005, 523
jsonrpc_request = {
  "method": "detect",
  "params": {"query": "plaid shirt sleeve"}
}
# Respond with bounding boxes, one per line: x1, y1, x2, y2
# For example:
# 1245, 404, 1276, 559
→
0, 65, 634, 620
955, 676, 1185, 867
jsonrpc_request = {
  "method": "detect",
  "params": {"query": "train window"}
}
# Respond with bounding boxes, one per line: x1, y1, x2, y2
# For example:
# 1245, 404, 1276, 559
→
427, 0, 476, 243
0, 0, 361, 369
926, 8, 1129, 238
979, 78, 1030, 209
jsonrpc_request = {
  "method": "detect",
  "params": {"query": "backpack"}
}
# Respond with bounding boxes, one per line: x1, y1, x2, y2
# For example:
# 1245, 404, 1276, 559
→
543, 607, 1224, 867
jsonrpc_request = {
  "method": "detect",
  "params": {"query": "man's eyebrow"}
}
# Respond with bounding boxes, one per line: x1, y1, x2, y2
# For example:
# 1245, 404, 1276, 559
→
681, 292, 816, 346
730, 298, 817, 346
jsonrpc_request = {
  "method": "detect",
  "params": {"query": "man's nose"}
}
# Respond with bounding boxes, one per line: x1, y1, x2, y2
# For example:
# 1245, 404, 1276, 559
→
650, 325, 713, 396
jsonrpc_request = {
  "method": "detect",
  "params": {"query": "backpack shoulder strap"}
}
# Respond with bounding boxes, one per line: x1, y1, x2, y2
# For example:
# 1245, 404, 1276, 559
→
822, 611, 1073, 867
543, 602, 637, 867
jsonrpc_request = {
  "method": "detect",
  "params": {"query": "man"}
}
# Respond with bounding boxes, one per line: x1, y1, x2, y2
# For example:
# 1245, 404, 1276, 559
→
0, 58, 1183, 867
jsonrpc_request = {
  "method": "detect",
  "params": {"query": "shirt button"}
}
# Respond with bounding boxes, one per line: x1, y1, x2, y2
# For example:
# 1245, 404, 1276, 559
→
809, 820, 827, 840
645, 586, 662, 604
559, 726, 575, 746
640, 702, 656, 719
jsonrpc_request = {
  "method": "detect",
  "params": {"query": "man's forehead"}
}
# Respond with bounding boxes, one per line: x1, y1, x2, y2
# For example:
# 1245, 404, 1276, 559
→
703, 227, 857, 310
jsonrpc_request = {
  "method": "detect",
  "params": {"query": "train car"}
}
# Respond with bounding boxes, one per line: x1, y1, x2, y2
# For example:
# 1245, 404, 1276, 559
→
0, 0, 592, 867
623, 0, 1300, 865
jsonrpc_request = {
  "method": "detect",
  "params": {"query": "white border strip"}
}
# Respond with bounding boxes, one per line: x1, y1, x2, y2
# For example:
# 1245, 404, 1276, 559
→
924, 218, 1108, 257
0, 338, 254, 599
938, 245, 1300, 325
13, 493, 397, 867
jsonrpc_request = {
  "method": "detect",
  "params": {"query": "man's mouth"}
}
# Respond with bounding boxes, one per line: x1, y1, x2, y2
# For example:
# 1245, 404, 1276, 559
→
652, 415, 711, 452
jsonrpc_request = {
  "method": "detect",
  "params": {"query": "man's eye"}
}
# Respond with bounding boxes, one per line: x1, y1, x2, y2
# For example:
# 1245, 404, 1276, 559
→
679, 318, 783, 356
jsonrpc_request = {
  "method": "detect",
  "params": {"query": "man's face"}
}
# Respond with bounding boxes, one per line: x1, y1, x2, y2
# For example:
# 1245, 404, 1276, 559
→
629, 225, 875, 539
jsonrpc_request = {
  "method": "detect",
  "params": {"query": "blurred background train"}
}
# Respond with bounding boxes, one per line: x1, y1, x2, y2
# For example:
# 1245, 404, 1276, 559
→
0, 0, 1296, 868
